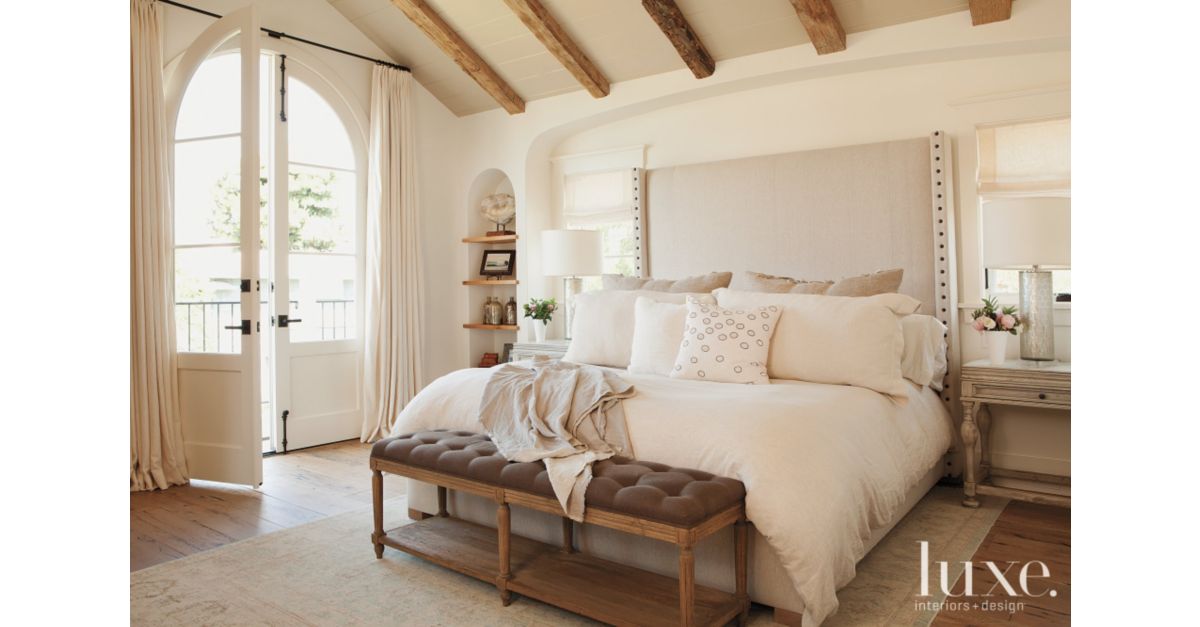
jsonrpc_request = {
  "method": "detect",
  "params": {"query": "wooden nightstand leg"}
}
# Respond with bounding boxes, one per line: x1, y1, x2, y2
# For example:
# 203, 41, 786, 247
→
977, 404, 993, 482
961, 401, 981, 508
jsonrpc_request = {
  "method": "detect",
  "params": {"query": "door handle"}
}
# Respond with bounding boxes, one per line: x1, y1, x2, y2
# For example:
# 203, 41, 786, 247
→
224, 320, 251, 335
277, 314, 302, 328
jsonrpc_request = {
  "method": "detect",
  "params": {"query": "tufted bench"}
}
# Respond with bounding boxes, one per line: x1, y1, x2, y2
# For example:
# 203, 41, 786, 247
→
370, 429, 749, 627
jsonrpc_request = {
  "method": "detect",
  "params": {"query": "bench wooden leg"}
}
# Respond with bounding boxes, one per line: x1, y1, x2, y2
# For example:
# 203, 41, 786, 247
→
371, 470, 384, 559
561, 517, 574, 553
735, 518, 749, 625
679, 545, 695, 627
437, 486, 449, 517
497, 501, 513, 606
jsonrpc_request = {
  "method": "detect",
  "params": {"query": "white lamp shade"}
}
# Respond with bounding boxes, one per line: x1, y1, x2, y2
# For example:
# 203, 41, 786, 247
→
541, 229, 603, 277
981, 198, 1071, 269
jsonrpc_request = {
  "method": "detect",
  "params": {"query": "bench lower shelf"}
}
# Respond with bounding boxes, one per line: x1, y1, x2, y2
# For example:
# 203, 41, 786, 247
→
379, 516, 743, 627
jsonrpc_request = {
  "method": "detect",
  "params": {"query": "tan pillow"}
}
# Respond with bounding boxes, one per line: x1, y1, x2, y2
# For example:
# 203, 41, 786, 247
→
788, 281, 834, 294
603, 272, 732, 293
729, 271, 832, 294
825, 268, 904, 297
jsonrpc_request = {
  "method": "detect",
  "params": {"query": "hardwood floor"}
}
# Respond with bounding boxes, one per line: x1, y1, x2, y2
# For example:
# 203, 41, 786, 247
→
130, 439, 400, 571
133, 446, 1070, 626
932, 501, 1071, 626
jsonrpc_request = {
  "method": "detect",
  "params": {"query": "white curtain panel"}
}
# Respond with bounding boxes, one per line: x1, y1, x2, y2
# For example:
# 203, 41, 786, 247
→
362, 67, 425, 442
131, 0, 189, 490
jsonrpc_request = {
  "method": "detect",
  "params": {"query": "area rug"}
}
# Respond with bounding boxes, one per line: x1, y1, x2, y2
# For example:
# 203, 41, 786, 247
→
131, 487, 1005, 626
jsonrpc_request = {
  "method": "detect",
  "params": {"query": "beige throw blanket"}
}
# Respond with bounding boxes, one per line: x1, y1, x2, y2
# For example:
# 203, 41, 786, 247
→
479, 360, 635, 521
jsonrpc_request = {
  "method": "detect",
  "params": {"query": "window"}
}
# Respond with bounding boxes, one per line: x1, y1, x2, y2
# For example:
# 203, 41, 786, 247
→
976, 118, 1071, 302
173, 52, 360, 351
562, 168, 642, 290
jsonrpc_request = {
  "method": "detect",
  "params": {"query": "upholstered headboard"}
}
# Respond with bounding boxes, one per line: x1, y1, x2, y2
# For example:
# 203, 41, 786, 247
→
644, 133, 959, 404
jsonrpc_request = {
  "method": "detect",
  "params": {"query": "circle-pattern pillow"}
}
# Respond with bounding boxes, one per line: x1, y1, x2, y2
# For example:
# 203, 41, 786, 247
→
669, 298, 780, 385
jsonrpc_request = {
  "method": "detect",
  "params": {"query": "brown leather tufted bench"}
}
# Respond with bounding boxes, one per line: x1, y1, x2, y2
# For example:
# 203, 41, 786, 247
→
370, 429, 749, 627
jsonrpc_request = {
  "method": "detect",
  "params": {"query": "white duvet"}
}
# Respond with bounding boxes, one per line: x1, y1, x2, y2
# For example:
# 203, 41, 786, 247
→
391, 366, 953, 625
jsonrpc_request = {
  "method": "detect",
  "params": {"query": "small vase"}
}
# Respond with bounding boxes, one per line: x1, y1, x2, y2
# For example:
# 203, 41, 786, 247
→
985, 332, 1008, 365
533, 321, 547, 344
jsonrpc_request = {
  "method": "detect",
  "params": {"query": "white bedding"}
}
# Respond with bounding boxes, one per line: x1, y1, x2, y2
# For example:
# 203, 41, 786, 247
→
391, 366, 953, 625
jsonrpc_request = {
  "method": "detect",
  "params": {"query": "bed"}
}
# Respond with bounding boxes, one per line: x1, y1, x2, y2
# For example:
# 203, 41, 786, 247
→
400, 133, 960, 625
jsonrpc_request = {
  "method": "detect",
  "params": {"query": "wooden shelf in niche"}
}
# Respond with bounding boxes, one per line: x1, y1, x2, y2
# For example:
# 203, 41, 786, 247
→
462, 234, 518, 244
463, 323, 519, 331
463, 279, 518, 286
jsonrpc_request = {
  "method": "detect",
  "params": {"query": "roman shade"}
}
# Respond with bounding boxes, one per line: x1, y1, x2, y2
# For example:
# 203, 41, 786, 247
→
562, 169, 634, 227
976, 117, 1071, 196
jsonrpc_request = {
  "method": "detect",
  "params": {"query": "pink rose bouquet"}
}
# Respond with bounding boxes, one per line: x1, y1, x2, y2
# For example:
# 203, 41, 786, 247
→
970, 297, 1021, 335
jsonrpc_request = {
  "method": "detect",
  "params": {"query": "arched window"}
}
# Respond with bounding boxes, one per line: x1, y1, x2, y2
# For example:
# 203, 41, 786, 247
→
173, 51, 362, 351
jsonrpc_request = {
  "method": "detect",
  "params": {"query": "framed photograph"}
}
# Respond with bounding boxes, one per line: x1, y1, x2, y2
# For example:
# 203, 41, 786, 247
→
480, 249, 516, 277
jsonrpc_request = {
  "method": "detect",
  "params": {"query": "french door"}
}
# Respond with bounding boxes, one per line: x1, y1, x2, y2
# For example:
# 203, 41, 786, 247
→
265, 62, 364, 453
169, 9, 363, 484
168, 8, 263, 485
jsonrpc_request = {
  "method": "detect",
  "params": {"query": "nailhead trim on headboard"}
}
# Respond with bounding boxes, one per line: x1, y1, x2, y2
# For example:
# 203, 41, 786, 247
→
929, 131, 959, 412
632, 167, 648, 277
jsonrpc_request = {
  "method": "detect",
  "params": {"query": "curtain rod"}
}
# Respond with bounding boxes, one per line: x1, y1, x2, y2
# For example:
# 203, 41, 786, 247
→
159, 0, 411, 73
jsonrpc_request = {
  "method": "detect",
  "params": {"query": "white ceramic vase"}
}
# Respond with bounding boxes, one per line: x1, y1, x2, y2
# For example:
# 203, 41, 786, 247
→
533, 321, 547, 343
985, 332, 1008, 365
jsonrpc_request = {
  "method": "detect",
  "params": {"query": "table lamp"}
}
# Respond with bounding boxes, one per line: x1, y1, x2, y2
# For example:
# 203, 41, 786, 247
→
541, 229, 603, 340
981, 197, 1070, 361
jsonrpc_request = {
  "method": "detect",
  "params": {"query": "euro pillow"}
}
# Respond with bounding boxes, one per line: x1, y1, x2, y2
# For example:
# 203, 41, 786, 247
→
714, 289, 917, 397
670, 299, 779, 385
628, 298, 689, 376
564, 290, 716, 369
901, 314, 948, 390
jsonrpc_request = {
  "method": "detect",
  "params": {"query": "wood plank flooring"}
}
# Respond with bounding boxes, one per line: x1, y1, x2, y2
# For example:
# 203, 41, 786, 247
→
133, 443, 1070, 625
130, 439, 401, 571
932, 501, 1071, 625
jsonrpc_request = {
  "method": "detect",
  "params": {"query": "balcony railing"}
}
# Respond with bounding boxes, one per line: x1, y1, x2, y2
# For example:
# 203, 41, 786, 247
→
177, 300, 361, 353
317, 299, 354, 340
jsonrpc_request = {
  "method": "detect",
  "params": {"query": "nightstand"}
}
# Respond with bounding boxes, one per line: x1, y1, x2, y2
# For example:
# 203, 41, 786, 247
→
960, 359, 1071, 509
510, 340, 570, 362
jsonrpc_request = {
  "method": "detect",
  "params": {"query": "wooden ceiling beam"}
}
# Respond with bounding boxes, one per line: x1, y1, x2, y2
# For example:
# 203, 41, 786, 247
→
390, 0, 525, 114
640, 0, 715, 79
788, 0, 846, 55
968, 0, 1013, 26
503, 0, 609, 98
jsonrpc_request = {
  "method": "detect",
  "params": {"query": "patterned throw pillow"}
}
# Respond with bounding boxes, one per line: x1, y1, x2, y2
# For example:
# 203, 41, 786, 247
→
670, 298, 780, 385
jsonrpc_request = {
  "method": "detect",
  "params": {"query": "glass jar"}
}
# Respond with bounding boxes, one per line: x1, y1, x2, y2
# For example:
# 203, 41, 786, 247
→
483, 297, 502, 325
504, 297, 517, 326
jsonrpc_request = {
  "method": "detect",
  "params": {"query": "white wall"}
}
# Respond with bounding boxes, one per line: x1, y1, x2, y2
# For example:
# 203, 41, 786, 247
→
161, 0, 465, 383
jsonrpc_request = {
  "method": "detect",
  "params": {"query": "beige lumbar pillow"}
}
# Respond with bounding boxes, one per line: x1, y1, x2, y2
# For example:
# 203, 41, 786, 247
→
825, 268, 904, 297
730, 269, 903, 297
601, 272, 732, 293
670, 298, 779, 385
564, 290, 716, 369
714, 288, 918, 397
729, 271, 832, 294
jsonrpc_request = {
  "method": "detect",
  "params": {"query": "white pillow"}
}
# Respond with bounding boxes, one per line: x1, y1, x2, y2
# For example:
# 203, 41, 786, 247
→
670, 299, 779, 385
901, 314, 948, 390
564, 290, 716, 369
714, 289, 913, 397
628, 298, 688, 376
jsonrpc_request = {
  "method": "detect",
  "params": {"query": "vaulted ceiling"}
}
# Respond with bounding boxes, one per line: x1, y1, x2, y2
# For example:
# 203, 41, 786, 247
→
329, 0, 1012, 116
